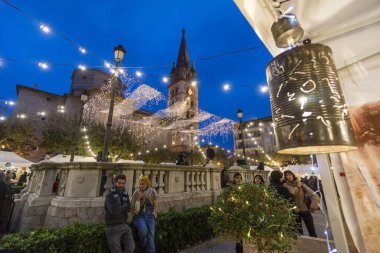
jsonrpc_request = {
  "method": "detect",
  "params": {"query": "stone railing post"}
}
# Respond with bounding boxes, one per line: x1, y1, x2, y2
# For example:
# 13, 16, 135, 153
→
193, 172, 198, 191
134, 169, 142, 192
150, 170, 159, 191
102, 169, 115, 196
185, 171, 191, 192
201, 171, 206, 190
158, 170, 166, 194
57, 169, 69, 197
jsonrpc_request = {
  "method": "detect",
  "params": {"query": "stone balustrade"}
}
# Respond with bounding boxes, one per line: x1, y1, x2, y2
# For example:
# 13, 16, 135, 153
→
9, 161, 268, 232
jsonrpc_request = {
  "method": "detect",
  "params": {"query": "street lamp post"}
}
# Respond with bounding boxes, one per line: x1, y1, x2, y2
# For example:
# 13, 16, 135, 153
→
237, 108, 247, 165
70, 92, 88, 162
101, 45, 126, 162
190, 125, 194, 166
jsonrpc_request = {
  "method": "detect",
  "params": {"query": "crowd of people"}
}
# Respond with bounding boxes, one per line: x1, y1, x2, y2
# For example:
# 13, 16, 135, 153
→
2, 162, 322, 252
0, 168, 29, 235
229, 169, 321, 253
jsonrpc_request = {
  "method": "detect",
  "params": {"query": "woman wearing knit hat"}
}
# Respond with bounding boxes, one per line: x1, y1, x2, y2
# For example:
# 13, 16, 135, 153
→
131, 176, 158, 253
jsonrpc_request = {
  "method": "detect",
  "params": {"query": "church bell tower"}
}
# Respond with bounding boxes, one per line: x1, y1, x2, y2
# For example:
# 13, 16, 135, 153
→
168, 29, 199, 152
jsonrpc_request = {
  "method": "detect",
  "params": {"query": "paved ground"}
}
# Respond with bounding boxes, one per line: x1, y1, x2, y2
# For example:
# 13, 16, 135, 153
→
179, 210, 332, 253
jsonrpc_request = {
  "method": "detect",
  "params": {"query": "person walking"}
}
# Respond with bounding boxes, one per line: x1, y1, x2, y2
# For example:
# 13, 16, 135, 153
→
228, 172, 243, 253
104, 174, 135, 253
131, 176, 158, 253
283, 170, 318, 237
0, 171, 12, 234
5, 171, 12, 186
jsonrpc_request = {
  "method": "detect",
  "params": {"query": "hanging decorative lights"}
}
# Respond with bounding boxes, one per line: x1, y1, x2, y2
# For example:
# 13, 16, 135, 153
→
266, 14, 357, 155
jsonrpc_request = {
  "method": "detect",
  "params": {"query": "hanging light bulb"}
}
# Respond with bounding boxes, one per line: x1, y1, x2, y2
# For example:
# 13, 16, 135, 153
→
79, 47, 87, 54
271, 14, 304, 48
40, 24, 51, 33
38, 62, 49, 70
135, 71, 143, 77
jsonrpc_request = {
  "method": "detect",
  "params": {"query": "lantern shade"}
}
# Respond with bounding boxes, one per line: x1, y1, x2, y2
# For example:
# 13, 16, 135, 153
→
271, 14, 304, 48
114, 45, 126, 63
237, 108, 243, 119
266, 44, 357, 155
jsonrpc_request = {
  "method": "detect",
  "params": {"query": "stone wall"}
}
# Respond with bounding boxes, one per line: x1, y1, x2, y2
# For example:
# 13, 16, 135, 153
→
11, 161, 252, 232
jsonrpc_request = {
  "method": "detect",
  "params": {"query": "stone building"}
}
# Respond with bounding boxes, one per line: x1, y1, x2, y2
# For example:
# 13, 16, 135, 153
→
11, 30, 201, 157
12, 69, 115, 125
233, 116, 277, 157
11, 69, 168, 159
168, 29, 199, 152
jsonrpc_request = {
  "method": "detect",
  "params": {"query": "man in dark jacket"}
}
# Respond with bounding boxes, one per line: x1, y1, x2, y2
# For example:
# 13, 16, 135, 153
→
269, 170, 293, 202
104, 174, 135, 253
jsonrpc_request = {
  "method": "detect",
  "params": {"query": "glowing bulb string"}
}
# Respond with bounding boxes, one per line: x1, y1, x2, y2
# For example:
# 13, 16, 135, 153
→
0, 56, 268, 92
312, 172, 336, 253
2, 0, 265, 73
1, 0, 109, 64
1, 100, 235, 154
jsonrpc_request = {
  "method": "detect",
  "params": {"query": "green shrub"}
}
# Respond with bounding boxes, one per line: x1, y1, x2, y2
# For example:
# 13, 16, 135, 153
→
10, 185, 26, 195
209, 183, 298, 252
0, 223, 107, 253
0, 206, 214, 253
155, 205, 214, 252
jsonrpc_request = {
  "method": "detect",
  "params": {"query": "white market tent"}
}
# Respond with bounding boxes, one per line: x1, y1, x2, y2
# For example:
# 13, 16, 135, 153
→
0, 151, 34, 170
249, 165, 273, 172
284, 165, 319, 175
47, 154, 96, 163
116, 159, 145, 164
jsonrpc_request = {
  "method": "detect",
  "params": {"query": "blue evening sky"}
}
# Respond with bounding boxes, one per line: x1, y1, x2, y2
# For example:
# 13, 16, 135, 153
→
0, 0, 273, 149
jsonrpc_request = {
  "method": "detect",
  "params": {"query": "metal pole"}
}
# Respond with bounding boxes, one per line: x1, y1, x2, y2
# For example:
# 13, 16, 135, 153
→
70, 103, 85, 162
191, 132, 194, 166
239, 118, 247, 164
316, 153, 350, 253
101, 61, 121, 162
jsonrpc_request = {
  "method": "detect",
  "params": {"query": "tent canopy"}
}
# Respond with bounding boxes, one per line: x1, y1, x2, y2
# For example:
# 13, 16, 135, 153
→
284, 165, 319, 175
0, 151, 33, 169
116, 159, 145, 164
46, 154, 96, 163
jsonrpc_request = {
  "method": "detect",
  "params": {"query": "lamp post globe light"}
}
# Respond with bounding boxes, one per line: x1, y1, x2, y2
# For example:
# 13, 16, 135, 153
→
101, 45, 126, 162
237, 108, 247, 165
70, 91, 89, 162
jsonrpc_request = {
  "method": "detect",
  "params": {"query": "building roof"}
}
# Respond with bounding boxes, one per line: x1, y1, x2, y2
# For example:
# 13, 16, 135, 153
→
16, 84, 65, 98
70, 68, 111, 79
244, 116, 273, 124
176, 29, 190, 69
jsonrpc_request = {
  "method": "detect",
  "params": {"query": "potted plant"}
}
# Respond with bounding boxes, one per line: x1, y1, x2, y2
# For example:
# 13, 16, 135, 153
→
209, 183, 298, 252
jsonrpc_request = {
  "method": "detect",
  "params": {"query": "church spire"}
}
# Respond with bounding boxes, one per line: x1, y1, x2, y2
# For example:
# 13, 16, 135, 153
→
176, 29, 190, 69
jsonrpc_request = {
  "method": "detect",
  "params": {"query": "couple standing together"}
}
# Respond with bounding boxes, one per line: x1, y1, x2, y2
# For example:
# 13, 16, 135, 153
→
105, 174, 158, 253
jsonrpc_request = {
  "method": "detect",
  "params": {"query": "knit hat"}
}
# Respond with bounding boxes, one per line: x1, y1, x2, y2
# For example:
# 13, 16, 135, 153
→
139, 176, 151, 187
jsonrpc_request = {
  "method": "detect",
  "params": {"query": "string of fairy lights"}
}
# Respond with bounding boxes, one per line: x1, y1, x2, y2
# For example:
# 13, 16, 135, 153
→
0, 0, 286, 168
1, 2, 340, 250
1, 94, 280, 167
0, 0, 271, 156
0, 0, 269, 93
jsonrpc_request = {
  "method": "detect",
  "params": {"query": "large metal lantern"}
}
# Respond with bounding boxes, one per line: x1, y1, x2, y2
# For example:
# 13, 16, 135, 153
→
266, 44, 357, 154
